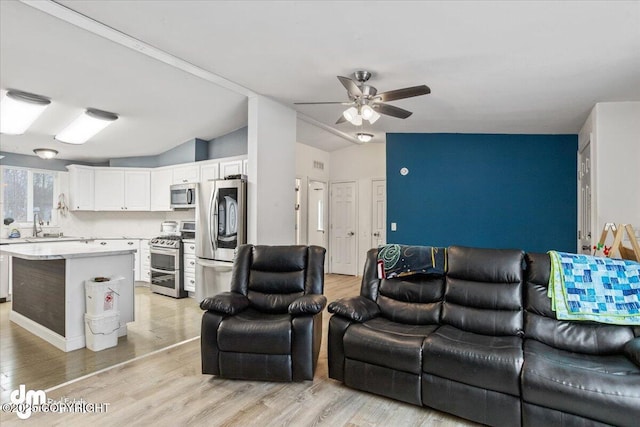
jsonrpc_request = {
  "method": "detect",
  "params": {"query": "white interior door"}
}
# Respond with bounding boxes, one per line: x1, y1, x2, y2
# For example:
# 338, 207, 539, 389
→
578, 141, 592, 254
308, 180, 328, 251
371, 179, 386, 249
330, 181, 357, 275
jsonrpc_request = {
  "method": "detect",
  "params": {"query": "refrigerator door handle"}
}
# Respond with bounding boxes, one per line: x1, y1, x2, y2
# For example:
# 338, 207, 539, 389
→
208, 186, 219, 254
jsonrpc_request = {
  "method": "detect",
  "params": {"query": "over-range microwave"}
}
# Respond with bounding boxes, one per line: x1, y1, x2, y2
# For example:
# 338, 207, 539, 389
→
170, 183, 197, 209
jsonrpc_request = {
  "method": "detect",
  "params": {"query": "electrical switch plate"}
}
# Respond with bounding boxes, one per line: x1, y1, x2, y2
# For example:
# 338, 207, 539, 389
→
391, 222, 397, 231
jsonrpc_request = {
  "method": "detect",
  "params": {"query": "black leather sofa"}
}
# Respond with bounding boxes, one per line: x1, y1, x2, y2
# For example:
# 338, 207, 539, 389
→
328, 246, 640, 426
201, 244, 326, 381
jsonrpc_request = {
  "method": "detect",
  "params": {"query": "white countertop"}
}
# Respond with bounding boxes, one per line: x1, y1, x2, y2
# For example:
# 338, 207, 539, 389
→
1, 242, 137, 260
0, 236, 153, 245
0, 236, 90, 245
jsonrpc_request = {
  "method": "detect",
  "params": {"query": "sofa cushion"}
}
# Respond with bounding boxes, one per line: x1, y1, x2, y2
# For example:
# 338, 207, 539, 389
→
217, 308, 291, 354
343, 317, 437, 374
377, 275, 444, 324
525, 252, 635, 354
423, 325, 524, 396
443, 246, 524, 336
522, 339, 640, 427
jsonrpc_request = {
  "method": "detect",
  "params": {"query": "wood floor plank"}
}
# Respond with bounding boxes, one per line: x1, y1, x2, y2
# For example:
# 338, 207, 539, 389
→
1, 274, 477, 426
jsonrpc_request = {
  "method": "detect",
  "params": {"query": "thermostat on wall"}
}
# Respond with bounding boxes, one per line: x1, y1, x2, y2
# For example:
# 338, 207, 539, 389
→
400, 167, 409, 176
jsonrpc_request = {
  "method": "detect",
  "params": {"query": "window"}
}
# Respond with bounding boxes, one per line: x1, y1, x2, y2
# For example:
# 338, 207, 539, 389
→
1, 166, 58, 225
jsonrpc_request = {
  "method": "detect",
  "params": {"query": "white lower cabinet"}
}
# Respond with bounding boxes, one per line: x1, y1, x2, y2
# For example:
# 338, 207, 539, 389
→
140, 239, 150, 283
183, 241, 196, 293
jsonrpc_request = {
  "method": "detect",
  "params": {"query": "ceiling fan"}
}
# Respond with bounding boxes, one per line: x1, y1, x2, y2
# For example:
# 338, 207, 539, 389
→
295, 70, 431, 125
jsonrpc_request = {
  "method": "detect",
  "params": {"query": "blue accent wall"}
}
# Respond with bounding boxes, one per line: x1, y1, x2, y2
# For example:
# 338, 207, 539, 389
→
386, 133, 578, 253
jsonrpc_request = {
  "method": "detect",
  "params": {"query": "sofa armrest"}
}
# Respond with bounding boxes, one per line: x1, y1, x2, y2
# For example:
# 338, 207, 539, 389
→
328, 296, 380, 322
624, 337, 640, 367
288, 294, 327, 315
200, 292, 249, 315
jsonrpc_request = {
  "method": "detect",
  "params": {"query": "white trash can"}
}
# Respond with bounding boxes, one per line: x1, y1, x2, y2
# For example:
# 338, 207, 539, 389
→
85, 311, 120, 351
85, 277, 121, 316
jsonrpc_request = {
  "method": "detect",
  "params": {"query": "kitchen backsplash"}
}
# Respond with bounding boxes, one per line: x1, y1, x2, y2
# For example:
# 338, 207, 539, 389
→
58, 210, 195, 239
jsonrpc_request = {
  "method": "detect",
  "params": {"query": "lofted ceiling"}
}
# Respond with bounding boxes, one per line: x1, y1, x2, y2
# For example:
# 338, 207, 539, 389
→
1, 0, 639, 162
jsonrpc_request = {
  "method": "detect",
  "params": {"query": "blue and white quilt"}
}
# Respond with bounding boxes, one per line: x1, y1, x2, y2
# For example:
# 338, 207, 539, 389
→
548, 251, 640, 325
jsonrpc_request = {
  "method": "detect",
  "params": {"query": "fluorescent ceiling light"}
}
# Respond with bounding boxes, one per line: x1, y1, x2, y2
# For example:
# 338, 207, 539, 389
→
0, 90, 51, 135
356, 133, 373, 143
55, 108, 118, 144
33, 148, 58, 159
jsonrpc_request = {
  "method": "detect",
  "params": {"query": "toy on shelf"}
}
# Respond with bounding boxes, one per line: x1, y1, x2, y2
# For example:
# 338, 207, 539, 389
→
595, 223, 640, 262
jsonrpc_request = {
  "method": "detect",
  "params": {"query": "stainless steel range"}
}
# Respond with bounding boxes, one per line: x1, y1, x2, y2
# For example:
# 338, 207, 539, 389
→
149, 235, 186, 298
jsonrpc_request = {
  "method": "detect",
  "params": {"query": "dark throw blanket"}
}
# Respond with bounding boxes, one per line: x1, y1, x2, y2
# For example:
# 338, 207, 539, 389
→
377, 244, 447, 279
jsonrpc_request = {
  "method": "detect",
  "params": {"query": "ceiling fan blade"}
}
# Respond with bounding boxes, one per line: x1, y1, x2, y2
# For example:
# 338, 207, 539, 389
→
375, 103, 413, 119
337, 76, 362, 97
377, 85, 431, 102
294, 101, 349, 105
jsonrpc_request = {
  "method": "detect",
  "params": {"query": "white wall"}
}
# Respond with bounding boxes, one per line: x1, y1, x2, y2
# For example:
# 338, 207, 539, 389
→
247, 95, 297, 245
330, 142, 386, 274
581, 101, 640, 245
296, 143, 331, 245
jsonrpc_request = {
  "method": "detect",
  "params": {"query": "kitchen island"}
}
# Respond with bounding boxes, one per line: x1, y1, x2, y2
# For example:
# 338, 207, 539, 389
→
2, 242, 135, 352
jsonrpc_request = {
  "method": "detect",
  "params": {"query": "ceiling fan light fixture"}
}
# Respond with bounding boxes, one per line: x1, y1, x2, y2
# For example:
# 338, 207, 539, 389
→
343, 106, 358, 123
361, 105, 374, 121
356, 133, 373, 143
368, 110, 381, 124
0, 90, 51, 135
33, 148, 58, 159
55, 108, 118, 144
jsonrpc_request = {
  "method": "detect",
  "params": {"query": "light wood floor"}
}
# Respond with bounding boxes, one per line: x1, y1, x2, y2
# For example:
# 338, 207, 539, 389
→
0, 284, 203, 403
0, 275, 476, 426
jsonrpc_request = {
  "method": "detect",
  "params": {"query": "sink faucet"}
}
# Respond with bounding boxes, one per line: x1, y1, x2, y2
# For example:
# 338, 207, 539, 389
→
33, 212, 43, 237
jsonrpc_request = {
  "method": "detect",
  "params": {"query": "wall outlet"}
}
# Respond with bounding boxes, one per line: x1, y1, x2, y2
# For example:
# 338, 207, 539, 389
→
391, 222, 397, 231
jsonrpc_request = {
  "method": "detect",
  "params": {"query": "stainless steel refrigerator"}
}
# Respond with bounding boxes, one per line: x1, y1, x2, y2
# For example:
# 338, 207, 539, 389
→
195, 178, 247, 302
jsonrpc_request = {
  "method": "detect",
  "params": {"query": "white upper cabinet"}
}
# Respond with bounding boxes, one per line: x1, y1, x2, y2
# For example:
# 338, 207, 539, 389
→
220, 160, 243, 178
243, 159, 248, 176
124, 170, 151, 210
67, 165, 95, 211
94, 169, 125, 210
94, 168, 150, 211
67, 157, 246, 213
200, 162, 219, 182
150, 168, 173, 211
172, 164, 199, 184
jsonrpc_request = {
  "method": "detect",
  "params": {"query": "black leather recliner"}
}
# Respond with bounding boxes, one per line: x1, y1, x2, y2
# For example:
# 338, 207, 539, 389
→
200, 244, 326, 381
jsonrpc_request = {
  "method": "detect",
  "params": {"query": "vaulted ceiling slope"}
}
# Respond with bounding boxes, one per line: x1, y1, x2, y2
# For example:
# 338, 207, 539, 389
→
2, 1, 639, 161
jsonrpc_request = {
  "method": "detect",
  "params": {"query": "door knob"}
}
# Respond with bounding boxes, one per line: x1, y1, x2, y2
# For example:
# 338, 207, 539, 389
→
347, 231, 355, 236
373, 232, 380, 237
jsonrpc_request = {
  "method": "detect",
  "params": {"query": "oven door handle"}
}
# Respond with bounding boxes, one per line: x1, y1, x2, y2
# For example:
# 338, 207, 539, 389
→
150, 267, 177, 274
150, 247, 178, 256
